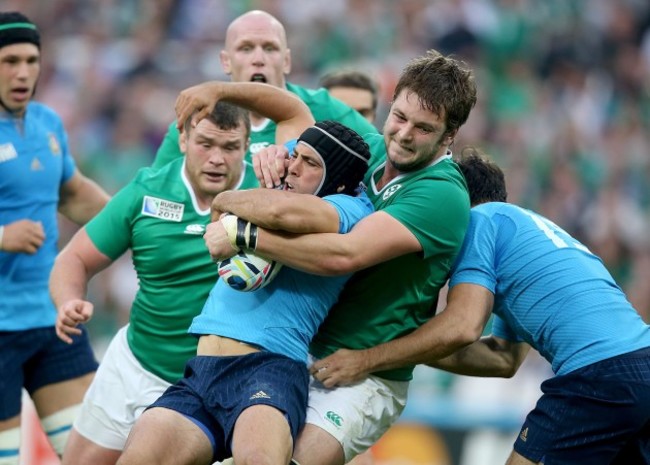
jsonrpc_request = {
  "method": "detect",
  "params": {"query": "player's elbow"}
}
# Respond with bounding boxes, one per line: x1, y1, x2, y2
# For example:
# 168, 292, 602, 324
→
457, 319, 485, 347
315, 253, 361, 276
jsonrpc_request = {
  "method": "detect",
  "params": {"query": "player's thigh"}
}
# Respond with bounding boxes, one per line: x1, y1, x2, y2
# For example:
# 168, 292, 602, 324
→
232, 405, 292, 464
73, 326, 171, 451
31, 372, 95, 417
61, 428, 122, 465
118, 407, 213, 465
298, 365, 408, 465
0, 415, 21, 432
294, 423, 344, 465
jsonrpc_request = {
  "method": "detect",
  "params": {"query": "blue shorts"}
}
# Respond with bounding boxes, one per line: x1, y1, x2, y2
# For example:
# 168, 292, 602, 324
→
0, 325, 98, 419
514, 347, 650, 464
151, 352, 309, 462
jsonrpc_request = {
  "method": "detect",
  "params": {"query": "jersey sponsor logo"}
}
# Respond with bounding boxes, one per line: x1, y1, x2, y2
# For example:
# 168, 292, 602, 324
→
250, 390, 271, 400
141, 196, 184, 222
382, 184, 402, 200
249, 142, 270, 155
325, 410, 343, 428
31, 157, 44, 171
184, 224, 205, 235
0, 143, 17, 163
48, 133, 61, 156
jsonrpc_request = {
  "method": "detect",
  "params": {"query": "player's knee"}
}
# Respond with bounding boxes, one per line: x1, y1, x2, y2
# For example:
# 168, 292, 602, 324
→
237, 449, 285, 465
40, 404, 81, 457
0, 426, 21, 465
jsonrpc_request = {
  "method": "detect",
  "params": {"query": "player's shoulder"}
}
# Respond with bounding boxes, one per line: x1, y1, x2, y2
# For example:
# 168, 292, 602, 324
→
286, 82, 349, 113
26, 101, 63, 125
473, 202, 518, 217
131, 157, 183, 189
286, 82, 326, 101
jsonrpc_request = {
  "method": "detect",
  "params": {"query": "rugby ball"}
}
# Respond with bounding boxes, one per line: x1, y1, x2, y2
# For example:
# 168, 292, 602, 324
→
217, 250, 282, 292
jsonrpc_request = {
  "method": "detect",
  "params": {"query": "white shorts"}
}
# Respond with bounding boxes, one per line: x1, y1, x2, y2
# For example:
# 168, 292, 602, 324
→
74, 325, 171, 450
305, 354, 409, 462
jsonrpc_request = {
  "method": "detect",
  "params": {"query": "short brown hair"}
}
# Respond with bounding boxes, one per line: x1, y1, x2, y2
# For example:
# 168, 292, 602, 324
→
393, 50, 477, 137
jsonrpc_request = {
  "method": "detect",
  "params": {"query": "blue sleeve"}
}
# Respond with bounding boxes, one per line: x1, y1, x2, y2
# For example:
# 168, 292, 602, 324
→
449, 210, 498, 293
491, 314, 524, 342
323, 192, 374, 233
284, 138, 297, 154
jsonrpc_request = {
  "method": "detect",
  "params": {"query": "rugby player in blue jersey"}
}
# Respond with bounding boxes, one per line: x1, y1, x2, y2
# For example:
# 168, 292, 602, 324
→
0, 12, 109, 464
313, 148, 650, 464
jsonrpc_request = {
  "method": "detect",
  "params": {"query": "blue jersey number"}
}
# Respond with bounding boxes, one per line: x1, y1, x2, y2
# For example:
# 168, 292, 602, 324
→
524, 210, 593, 255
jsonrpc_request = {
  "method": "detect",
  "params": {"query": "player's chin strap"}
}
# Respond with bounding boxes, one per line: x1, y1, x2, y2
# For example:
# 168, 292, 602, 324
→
221, 214, 258, 251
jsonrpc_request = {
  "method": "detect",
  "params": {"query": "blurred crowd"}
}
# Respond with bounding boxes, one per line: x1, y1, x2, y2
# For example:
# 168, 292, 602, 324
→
7, 0, 650, 334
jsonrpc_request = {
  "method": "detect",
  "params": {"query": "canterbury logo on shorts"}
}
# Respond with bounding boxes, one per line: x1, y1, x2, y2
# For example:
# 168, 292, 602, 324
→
325, 410, 344, 428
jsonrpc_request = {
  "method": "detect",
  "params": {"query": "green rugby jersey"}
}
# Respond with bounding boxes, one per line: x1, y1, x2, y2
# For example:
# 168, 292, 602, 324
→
309, 133, 470, 382
85, 157, 258, 383
152, 82, 379, 169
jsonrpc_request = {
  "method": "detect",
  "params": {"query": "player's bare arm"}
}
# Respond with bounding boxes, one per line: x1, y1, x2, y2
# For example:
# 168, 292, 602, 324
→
58, 170, 110, 224
311, 283, 495, 387
175, 81, 315, 145
255, 210, 421, 276
430, 335, 531, 378
50, 228, 113, 342
212, 189, 340, 233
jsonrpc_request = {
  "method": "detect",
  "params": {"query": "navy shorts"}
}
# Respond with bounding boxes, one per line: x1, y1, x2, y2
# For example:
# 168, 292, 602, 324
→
514, 347, 650, 464
151, 352, 309, 462
0, 325, 98, 419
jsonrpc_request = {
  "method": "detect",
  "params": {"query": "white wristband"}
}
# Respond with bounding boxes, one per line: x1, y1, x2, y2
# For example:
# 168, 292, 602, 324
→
219, 215, 239, 250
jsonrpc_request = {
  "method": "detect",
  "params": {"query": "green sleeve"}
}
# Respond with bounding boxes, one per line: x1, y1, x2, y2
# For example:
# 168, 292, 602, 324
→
151, 121, 182, 170
85, 181, 140, 259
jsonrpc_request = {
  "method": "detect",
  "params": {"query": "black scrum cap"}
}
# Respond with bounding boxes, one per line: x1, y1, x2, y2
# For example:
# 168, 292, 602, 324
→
0, 12, 40, 50
297, 120, 371, 197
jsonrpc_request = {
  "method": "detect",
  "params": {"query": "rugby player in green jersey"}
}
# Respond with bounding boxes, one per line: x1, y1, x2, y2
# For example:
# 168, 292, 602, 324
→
49, 86, 314, 465
152, 10, 377, 170
176, 49, 477, 465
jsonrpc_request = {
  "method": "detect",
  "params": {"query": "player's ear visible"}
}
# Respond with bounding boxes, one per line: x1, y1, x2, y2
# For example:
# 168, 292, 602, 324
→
336, 184, 346, 193
444, 128, 458, 146
220, 50, 232, 75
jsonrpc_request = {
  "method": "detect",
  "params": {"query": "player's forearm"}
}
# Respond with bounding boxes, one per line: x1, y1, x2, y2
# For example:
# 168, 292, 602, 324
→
49, 252, 92, 307
428, 337, 529, 378
206, 82, 314, 142
341, 289, 494, 374
59, 175, 109, 225
212, 190, 339, 233
255, 229, 358, 276
352, 316, 480, 374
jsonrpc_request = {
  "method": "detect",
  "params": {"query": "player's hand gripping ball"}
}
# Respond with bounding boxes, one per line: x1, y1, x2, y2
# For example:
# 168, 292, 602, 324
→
218, 250, 282, 292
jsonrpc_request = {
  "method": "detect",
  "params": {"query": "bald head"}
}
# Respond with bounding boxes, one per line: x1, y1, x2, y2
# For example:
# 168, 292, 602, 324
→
225, 10, 287, 49
221, 10, 291, 88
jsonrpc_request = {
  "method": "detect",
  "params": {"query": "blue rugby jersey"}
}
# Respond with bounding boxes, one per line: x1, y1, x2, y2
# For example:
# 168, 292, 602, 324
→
450, 202, 650, 375
0, 102, 75, 330
190, 193, 374, 362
